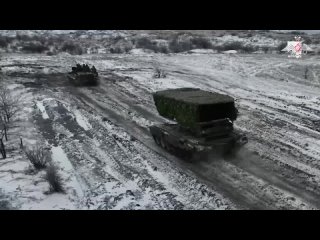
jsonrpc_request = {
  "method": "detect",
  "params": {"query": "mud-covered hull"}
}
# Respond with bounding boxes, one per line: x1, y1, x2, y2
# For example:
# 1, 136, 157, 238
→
150, 123, 247, 161
68, 73, 99, 86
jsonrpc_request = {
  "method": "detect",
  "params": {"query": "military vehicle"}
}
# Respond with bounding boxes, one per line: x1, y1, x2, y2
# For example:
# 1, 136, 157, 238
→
149, 88, 248, 161
68, 64, 99, 86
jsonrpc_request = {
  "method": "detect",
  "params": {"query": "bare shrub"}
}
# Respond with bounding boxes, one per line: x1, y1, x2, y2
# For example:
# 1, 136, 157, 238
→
158, 45, 169, 54
136, 37, 154, 49
24, 165, 38, 175
110, 47, 123, 54
46, 51, 57, 56
190, 37, 212, 49
25, 146, 51, 170
0, 37, 12, 48
261, 46, 270, 53
213, 41, 258, 53
0, 200, 11, 210
21, 42, 49, 53
169, 38, 192, 53
124, 46, 133, 53
290, 31, 305, 35
152, 45, 169, 53
45, 163, 65, 193
16, 34, 33, 42
153, 68, 167, 78
0, 190, 12, 209
0, 139, 6, 159
277, 42, 287, 53
0, 86, 21, 143
220, 41, 242, 51
61, 42, 83, 55
111, 35, 125, 44
241, 44, 258, 53
0, 86, 20, 123
135, 37, 168, 53
15, 34, 47, 43
47, 35, 65, 46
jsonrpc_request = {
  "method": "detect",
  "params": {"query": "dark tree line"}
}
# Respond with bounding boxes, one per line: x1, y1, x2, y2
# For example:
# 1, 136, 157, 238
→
0, 84, 21, 159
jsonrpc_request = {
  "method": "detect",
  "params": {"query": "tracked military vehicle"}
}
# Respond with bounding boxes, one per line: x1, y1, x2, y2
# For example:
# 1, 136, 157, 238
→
149, 88, 248, 161
68, 64, 99, 86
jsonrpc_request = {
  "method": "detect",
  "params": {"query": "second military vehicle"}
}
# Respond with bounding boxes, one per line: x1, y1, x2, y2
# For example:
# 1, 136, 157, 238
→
68, 64, 99, 86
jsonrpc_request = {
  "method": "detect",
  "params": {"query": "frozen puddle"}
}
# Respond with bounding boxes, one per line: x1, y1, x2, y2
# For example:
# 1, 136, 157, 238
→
36, 101, 49, 119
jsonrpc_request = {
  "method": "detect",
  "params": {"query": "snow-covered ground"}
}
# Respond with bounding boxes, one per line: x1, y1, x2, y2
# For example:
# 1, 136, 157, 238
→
1, 50, 320, 209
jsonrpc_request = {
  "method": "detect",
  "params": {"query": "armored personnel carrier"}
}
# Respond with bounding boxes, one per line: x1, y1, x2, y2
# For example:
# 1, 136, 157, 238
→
68, 64, 99, 86
149, 88, 248, 161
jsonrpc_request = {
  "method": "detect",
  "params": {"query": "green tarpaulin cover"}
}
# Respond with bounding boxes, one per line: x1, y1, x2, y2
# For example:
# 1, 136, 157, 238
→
153, 88, 237, 129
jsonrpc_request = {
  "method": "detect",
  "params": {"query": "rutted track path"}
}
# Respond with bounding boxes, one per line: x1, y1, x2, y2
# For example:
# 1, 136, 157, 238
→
3, 53, 320, 209
64, 71, 320, 209
36, 91, 234, 209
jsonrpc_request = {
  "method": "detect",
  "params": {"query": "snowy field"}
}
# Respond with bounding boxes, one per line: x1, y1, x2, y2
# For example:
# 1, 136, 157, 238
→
1, 51, 320, 210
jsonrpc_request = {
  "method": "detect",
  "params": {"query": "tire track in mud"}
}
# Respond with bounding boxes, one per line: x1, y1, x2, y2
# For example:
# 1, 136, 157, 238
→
37, 98, 188, 209
110, 58, 320, 209
237, 104, 320, 173
170, 69, 320, 208
64, 87, 250, 209
34, 89, 233, 209
246, 94, 320, 134
227, 148, 320, 209
193, 159, 314, 210
87, 79, 163, 124
84, 118, 230, 209
14, 54, 320, 209
65, 81, 320, 209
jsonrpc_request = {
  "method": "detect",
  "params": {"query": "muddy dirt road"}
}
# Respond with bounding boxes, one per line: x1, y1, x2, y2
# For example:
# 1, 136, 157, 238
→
1, 53, 320, 209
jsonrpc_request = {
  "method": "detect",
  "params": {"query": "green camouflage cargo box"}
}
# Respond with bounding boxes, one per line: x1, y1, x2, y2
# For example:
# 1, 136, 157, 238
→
153, 88, 237, 129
